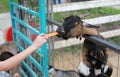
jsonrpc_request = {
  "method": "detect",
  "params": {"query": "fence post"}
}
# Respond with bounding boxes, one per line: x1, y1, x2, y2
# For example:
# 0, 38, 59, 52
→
39, 0, 48, 77
9, 0, 17, 42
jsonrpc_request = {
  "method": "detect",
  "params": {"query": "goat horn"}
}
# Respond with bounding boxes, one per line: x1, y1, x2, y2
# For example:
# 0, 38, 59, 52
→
82, 22, 100, 28
79, 14, 90, 19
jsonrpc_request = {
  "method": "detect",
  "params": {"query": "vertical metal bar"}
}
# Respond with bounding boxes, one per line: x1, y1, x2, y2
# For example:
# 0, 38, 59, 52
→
9, 0, 17, 42
47, 0, 55, 65
39, 0, 48, 77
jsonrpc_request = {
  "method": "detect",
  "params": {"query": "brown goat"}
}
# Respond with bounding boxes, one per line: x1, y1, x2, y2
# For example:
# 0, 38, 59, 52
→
56, 15, 113, 77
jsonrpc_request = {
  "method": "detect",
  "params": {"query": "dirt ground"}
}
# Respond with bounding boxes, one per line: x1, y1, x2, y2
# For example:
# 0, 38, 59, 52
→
49, 50, 120, 77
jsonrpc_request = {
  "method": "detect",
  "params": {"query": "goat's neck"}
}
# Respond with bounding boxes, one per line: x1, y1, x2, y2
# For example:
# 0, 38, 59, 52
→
82, 27, 99, 36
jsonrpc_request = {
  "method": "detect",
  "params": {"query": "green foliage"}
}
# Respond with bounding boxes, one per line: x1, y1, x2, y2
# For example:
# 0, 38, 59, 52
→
53, 7, 120, 22
54, 44, 82, 54
102, 21, 120, 28
0, 0, 38, 13
0, 0, 10, 13
0, 0, 18, 13
108, 36, 120, 45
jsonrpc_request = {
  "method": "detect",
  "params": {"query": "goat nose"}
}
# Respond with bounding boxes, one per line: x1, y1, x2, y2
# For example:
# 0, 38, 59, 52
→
56, 26, 65, 34
56, 26, 65, 37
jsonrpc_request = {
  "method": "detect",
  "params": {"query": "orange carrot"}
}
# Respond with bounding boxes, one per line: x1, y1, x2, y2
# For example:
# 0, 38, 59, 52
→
46, 32, 58, 38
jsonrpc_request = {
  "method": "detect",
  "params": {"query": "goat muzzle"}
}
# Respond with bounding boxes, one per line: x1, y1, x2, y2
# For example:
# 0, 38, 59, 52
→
56, 26, 65, 37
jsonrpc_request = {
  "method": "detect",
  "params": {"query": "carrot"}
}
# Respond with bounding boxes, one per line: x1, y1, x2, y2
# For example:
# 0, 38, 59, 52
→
46, 32, 58, 37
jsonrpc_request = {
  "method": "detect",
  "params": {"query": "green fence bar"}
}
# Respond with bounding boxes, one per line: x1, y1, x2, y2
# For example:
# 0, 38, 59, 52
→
39, 0, 48, 77
10, 2, 39, 17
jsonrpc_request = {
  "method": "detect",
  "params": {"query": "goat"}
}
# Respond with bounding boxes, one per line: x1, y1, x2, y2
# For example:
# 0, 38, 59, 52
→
56, 15, 113, 77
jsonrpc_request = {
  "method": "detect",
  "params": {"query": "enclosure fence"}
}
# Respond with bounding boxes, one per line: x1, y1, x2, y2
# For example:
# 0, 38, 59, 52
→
51, 0, 120, 48
48, 0, 120, 77
9, 0, 120, 77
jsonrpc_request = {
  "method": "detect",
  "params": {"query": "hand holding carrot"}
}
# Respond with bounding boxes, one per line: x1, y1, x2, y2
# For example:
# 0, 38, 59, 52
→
32, 32, 58, 49
32, 34, 48, 49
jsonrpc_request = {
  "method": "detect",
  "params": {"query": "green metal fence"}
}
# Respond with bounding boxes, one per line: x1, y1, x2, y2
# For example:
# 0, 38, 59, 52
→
9, 0, 48, 77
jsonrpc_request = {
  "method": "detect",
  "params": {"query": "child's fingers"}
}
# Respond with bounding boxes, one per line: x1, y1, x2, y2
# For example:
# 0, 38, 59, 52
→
40, 33, 45, 36
39, 33, 46, 38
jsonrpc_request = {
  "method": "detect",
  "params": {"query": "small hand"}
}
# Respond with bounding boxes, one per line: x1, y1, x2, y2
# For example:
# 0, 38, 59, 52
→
32, 33, 48, 49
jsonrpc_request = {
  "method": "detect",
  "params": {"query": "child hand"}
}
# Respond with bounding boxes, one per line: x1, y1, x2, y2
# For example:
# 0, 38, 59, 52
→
32, 34, 48, 49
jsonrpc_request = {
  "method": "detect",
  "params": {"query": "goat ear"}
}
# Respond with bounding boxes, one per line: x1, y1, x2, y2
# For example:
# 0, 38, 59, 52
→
79, 13, 90, 19
83, 22, 100, 28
